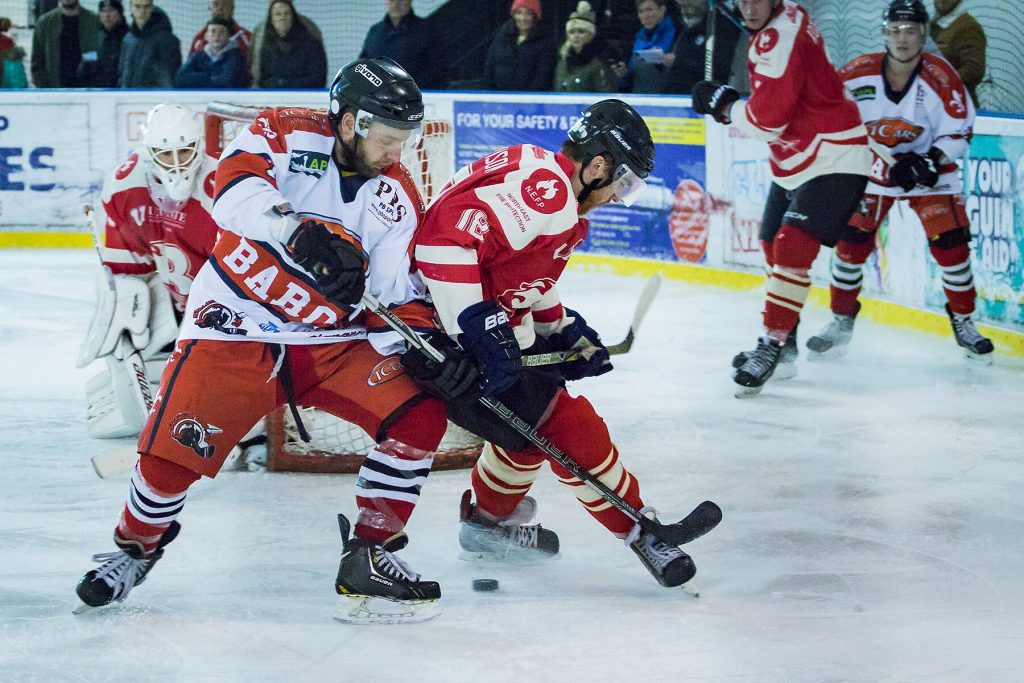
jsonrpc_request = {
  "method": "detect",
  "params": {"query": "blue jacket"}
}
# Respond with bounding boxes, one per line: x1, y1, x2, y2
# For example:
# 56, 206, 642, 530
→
175, 42, 247, 89
359, 12, 438, 89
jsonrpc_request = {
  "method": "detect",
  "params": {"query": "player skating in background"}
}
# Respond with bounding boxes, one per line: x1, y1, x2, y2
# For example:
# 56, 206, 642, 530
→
806, 0, 993, 362
691, 0, 871, 396
76, 58, 470, 624
402, 100, 702, 590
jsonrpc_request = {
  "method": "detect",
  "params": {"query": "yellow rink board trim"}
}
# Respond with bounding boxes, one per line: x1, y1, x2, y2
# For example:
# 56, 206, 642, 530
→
4, 237, 1021, 356
568, 252, 1024, 357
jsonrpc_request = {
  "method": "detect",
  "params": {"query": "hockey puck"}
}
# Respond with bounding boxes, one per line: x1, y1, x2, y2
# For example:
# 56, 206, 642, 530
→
472, 578, 499, 592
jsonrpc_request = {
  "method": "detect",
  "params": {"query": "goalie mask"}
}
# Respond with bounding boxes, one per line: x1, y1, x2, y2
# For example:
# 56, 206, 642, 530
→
567, 99, 656, 207
142, 104, 204, 203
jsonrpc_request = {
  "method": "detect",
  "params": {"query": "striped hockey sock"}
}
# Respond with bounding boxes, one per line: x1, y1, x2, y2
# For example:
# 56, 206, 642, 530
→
354, 438, 434, 544
115, 461, 191, 555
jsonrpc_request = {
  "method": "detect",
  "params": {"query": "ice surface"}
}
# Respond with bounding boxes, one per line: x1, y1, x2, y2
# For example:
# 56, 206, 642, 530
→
2, 250, 1023, 682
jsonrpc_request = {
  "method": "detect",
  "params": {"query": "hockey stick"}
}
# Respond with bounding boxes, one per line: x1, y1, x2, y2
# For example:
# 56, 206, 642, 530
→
521, 274, 662, 367
704, 0, 717, 80
364, 290, 722, 547
91, 445, 139, 478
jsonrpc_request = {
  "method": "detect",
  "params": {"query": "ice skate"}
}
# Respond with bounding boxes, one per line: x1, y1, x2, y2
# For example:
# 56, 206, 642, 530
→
626, 509, 697, 592
458, 489, 560, 562
334, 514, 440, 625
946, 304, 993, 363
732, 336, 784, 397
74, 521, 181, 613
732, 323, 798, 380
806, 302, 860, 357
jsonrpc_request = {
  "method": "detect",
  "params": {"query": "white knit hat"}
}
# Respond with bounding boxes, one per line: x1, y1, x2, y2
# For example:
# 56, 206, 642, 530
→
565, 1, 596, 36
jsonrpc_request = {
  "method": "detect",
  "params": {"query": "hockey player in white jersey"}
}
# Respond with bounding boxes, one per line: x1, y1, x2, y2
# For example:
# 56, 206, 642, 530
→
75, 58, 471, 624
807, 0, 993, 361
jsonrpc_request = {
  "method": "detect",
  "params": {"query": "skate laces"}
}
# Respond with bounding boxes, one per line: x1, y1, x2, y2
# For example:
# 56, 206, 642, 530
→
89, 550, 149, 601
510, 524, 539, 548
742, 338, 781, 375
372, 547, 419, 582
951, 314, 985, 344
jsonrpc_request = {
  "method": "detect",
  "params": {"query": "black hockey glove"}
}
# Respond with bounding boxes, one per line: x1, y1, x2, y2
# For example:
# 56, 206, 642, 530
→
548, 308, 612, 381
889, 150, 940, 192
691, 80, 740, 125
457, 300, 522, 397
286, 220, 366, 309
401, 334, 480, 402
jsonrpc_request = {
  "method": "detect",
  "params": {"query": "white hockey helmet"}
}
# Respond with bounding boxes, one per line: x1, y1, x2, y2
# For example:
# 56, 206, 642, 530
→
142, 104, 204, 202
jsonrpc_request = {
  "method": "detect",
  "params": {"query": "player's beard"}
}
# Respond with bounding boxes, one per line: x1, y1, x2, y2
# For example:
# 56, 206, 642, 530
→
336, 137, 382, 178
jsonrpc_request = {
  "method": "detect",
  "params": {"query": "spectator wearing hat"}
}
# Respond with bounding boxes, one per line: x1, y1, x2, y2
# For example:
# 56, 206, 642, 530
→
77, 0, 127, 87
250, 0, 320, 86
360, 0, 439, 89
31, 0, 101, 87
0, 17, 28, 88
175, 16, 247, 88
118, 0, 181, 87
553, 1, 616, 93
254, 0, 326, 89
930, 0, 985, 106
483, 0, 554, 91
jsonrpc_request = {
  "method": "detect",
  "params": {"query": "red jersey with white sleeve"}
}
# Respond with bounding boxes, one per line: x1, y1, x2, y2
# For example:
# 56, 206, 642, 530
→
181, 107, 431, 355
415, 144, 586, 349
839, 52, 974, 197
727, 0, 871, 189
99, 149, 220, 316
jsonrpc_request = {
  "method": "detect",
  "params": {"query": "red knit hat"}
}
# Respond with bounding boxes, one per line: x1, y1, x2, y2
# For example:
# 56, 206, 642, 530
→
510, 0, 542, 20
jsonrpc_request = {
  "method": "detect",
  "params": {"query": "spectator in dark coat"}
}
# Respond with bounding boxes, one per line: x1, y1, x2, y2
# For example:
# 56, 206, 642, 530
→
175, 17, 247, 89
255, 0, 326, 89
360, 0, 438, 89
187, 0, 250, 87
118, 0, 180, 87
483, 0, 554, 92
31, 0, 101, 87
78, 0, 127, 87
663, 0, 737, 95
250, 0, 320, 86
553, 2, 617, 93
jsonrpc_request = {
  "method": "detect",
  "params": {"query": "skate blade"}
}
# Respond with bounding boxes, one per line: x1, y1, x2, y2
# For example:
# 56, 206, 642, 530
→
72, 600, 105, 615
806, 344, 849, 360
963, 350, 993, 365
733, 383, 765, 398
680, 580, 699, 597
772, 362, 798, 380
333, 594, 440, 625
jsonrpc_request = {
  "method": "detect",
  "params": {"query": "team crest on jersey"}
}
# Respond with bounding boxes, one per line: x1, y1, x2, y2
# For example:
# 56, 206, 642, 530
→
852, 85, 876, 101
754, 28, 779, 55
193, 300, 248, 335
289, 150, 331, 178
866, 118, 924, 147
115, 153, 139, 180
520, 168, 567, 215
368, 357, 405, 386
170, 412, 223, 459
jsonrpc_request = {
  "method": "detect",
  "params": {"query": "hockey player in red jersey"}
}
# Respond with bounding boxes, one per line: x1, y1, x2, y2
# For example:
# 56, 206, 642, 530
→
691, 0, 872, 396
402, 100, 701, 590
79, 104, 219, 440
76, 58, 469, 624
806, 0, 993, 362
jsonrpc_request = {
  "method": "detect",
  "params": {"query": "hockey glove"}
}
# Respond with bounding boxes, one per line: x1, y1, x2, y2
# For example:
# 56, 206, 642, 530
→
286, 220, 366, 309
401, 334, 480, 402
457, 300, 522, 397
889, 150, 940, 192
549, 309, 612, 381
691, 80, 739, 125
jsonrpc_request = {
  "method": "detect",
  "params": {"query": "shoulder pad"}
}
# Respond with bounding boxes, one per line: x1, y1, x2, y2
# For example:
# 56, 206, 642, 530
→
919, 54, 971, 118
840, 53, 884, 81
102, 149, 148, 202
751, 5, 803, 80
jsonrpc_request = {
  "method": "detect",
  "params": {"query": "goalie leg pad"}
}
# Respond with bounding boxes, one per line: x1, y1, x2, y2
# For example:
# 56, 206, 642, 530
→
86, 350, 154, 439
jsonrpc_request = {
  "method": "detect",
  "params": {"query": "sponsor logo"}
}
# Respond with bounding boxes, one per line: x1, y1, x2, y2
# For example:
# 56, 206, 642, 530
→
259, 321, 281, 333
115, 153, 138, 180
256, 116, 277, 139
865, 118, 924, 147
755, 28, 779, 55
289, 149, 331, 178
852, 85, 876, 101
170, 412, 223, 459
193, 299, 248, 335
354, 63, 383, 87
520, 168, 567, 215
783, 210, 809, 223
368, 357, 405, 386
483, 310, 510, 330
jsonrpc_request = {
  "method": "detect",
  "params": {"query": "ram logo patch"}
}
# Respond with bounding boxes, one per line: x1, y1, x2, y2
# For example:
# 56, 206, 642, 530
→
289, 150, 331, 178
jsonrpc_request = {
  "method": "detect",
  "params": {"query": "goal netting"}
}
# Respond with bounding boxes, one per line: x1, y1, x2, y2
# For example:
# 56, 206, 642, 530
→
205, 102, 475, 473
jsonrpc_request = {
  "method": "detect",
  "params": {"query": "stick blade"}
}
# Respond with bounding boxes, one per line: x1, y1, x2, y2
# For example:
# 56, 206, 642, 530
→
91, 446, 139, 479
657, 500, 722, 546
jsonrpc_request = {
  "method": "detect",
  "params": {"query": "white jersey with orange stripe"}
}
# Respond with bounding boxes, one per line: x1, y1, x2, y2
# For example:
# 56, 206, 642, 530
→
179, 107, 432, 355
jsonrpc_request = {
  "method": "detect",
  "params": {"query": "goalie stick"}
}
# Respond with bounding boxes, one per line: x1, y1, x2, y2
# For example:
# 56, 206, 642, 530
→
521, 274, 661, 367
362, 289, 722, 547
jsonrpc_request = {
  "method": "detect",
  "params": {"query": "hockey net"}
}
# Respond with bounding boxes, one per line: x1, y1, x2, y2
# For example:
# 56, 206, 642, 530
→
204, 102, 477, 473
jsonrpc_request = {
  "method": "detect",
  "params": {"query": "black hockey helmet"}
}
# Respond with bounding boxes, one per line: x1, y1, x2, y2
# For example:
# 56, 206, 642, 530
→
567, 99, 655, 206
883, 0, 928, 25
328, 57, 424, 131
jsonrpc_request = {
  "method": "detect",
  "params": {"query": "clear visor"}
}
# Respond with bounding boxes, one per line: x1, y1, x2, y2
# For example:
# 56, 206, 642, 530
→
611, 163, 647, 207
882, 22, 924, 39
354, 109, 423, 153
149, 141, 200, 174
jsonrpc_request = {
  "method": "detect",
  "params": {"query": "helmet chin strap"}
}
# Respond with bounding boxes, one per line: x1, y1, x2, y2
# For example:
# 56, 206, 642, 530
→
576, 155, 613, 205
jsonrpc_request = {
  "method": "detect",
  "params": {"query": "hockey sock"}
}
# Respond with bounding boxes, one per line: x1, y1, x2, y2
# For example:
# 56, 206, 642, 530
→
354, 398, 446, 543
471, 442, 545, 519
763, 225, 821, 338
829, 239, 874, 316
930, 242, 976, 315
115, 454, 198, 555
761, 239, 775, 268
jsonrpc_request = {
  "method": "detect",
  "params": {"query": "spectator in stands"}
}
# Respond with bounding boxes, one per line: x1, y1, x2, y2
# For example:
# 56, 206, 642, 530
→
553, 1, 616, 93
77, 0, 127, 88
483, 0, 554, 91
118, 0, 180, 87
664, 0, 738, 95
360, 0, 438, 89
930, 0, 985, 106
175, 17, 247, 89
33, 1, 59, 23
593, 0, 641, 65
0, 17, 28, 88
255, 0, 327, 89
187, 0, 250, 88
30, 0, 100, 87
615, 0, 678, 94
250, 0, 321, 86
